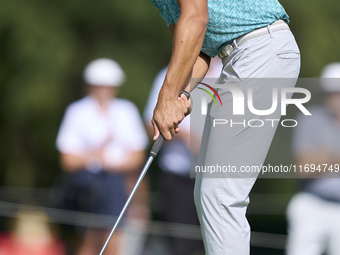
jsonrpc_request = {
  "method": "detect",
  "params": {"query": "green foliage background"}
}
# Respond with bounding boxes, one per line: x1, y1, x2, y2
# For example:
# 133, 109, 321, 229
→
0, 0, 340, 191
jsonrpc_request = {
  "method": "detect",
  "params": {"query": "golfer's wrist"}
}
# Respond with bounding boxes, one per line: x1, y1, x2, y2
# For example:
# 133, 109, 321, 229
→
160, 81, 182, 99
159, 88, 189, 101
159, 91, 178, 101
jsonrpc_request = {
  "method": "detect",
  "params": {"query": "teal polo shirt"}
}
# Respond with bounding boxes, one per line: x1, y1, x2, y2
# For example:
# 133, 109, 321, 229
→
150, 0, 289, 57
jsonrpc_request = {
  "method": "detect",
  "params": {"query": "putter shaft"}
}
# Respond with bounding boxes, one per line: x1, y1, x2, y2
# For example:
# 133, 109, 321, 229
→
99, 156, 154, 255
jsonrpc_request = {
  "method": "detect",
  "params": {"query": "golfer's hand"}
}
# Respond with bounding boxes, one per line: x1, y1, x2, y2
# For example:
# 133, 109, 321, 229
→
182, 93, 193, 117
152, 94, 191, 141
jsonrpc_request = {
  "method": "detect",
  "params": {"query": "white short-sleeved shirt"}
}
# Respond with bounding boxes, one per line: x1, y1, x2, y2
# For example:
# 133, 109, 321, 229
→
56, 96, 148, 167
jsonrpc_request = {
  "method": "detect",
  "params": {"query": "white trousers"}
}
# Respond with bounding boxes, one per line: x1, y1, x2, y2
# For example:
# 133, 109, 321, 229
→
194, 27, 301, 255
286, 193, 340, 255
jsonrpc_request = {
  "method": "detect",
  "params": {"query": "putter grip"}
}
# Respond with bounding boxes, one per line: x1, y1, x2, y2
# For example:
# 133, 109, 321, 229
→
149, 90, 190, 158
149, 135, 165, 158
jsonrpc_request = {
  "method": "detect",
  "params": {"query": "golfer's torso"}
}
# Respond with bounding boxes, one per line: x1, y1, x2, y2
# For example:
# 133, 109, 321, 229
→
150, 0, 289, 57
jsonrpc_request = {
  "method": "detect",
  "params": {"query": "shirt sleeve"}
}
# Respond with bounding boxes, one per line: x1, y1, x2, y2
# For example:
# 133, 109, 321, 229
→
149, 0, 173, 27
149, 0, 159, 8
56, 105, 85, 155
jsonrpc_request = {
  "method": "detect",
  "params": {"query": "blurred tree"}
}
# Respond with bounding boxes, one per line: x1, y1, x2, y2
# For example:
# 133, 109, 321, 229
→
0, 1, 76, 187
282, 0, 340, 77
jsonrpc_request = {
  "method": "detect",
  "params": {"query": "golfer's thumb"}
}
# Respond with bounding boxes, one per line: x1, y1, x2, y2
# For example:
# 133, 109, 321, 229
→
152, 121, 160, 141
180, 94, 190, 109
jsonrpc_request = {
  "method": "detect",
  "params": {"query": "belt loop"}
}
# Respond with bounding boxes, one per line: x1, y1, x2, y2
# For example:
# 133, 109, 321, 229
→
267, 25, 273, 39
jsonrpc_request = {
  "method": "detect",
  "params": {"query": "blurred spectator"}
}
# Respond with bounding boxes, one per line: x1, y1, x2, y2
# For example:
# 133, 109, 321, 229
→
55, 58, 149, 255
0, 210, 65, 255
286, 63, 340, 255
143, 57, 222, 255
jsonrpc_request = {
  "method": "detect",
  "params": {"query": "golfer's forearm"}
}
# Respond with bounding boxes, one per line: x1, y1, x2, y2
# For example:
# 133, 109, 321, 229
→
183, 52, 210, 93
60, 153, 87, 172
160, 14, 208, 99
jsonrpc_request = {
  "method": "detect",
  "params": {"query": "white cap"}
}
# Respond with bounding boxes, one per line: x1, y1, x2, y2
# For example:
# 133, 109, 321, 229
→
320, 63, 340, 93
83, 58, 125, 87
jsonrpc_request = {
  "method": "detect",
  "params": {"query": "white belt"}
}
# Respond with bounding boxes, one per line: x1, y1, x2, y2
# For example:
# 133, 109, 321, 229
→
218, 20, 290, 59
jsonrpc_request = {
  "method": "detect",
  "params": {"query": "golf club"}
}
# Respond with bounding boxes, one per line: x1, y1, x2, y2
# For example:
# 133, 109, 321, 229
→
99, 91, 190, 255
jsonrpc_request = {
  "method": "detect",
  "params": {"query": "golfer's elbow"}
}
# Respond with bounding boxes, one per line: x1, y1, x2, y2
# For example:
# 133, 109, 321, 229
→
198, 15, 209, 30
188, 13, 209, 30
180, 6, 208, 30
178, 0, 209, 29
194, 10, 209, 27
